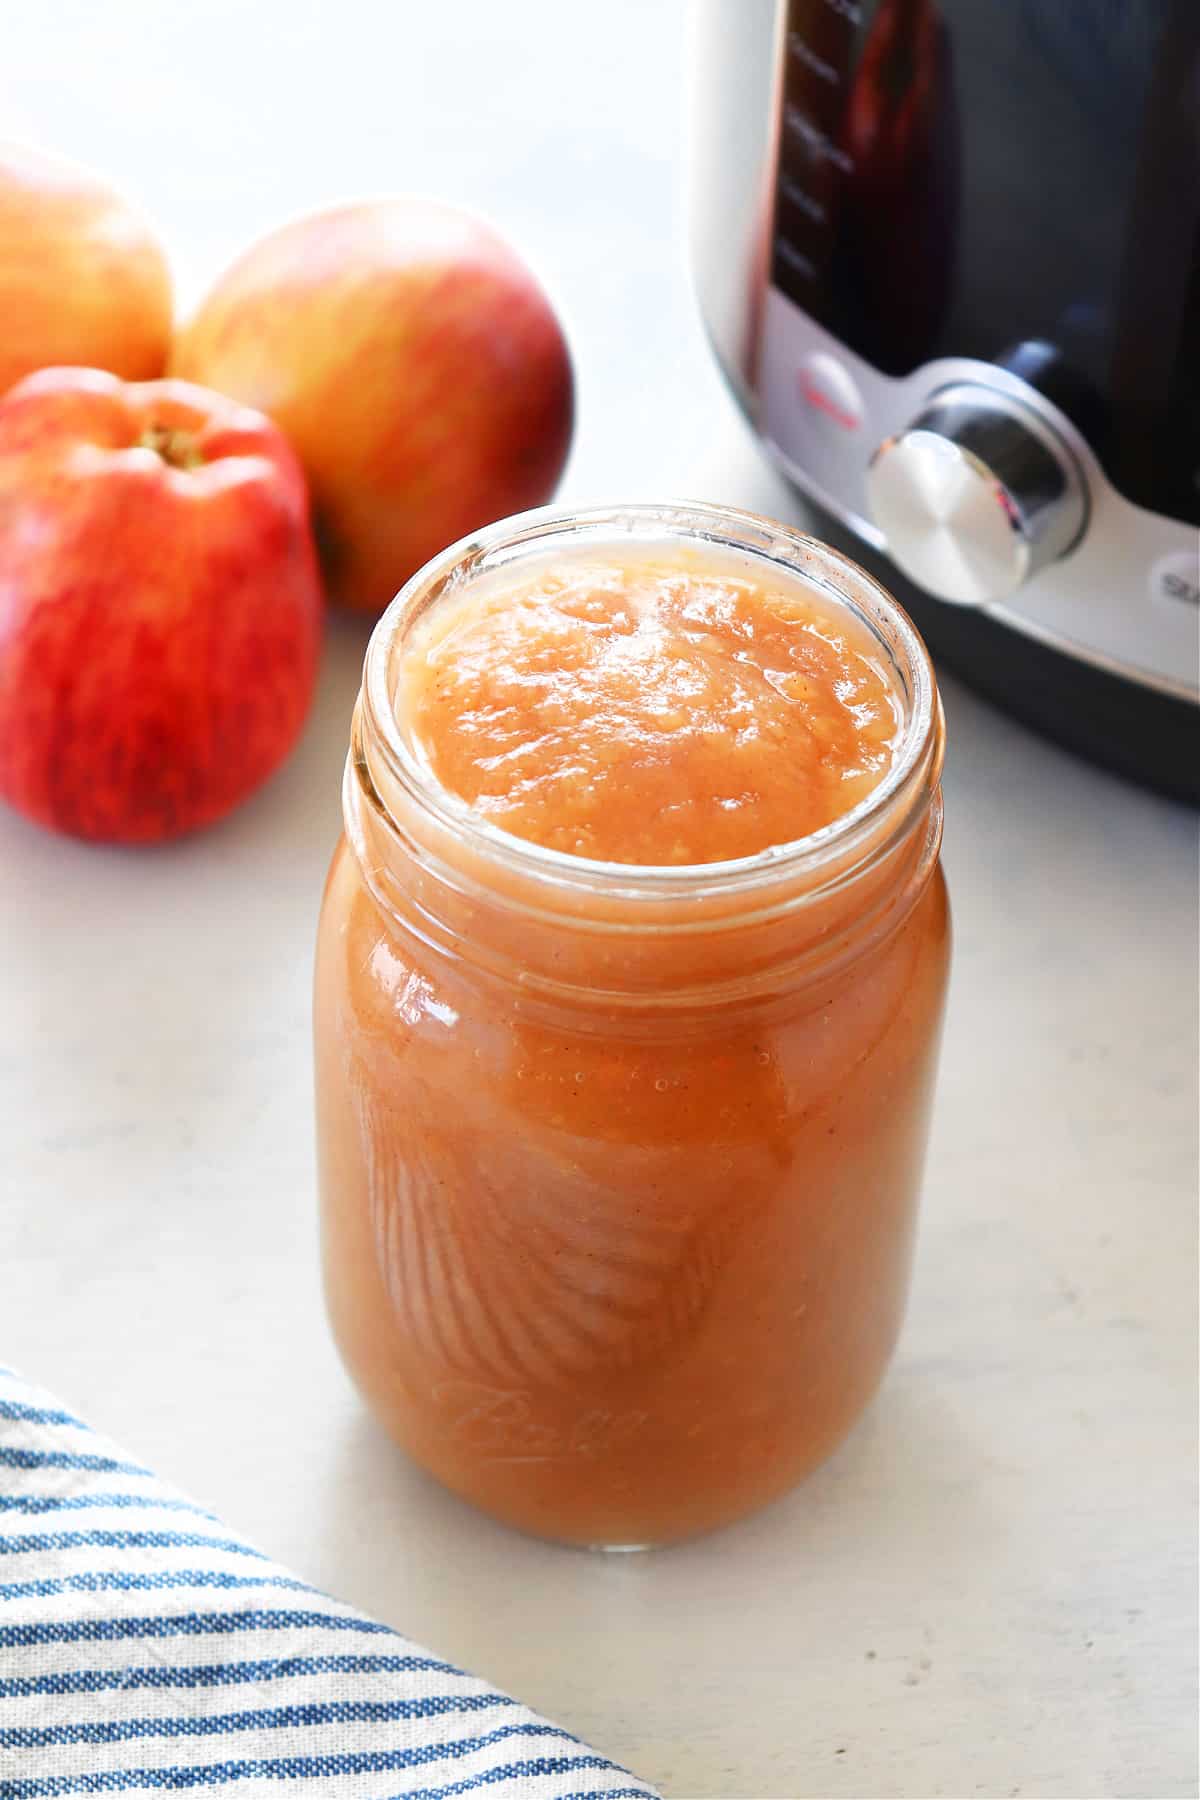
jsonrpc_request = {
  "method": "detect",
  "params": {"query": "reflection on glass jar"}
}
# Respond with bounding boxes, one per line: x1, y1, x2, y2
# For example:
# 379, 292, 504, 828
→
314, 502, 950, 1547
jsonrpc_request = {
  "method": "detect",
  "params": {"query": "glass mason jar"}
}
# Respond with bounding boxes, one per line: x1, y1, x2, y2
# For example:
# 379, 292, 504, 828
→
314, 502, 950, 1548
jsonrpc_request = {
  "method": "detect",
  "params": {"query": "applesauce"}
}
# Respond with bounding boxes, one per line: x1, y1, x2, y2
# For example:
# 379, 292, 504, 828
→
315, 503, 949, 1546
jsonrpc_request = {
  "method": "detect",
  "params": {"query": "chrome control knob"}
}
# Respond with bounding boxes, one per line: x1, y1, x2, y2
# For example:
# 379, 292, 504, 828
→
866, 384, 1087, 607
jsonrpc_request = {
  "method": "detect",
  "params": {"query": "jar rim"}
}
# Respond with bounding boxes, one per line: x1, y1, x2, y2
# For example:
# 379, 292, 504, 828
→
360, 499, 942, 907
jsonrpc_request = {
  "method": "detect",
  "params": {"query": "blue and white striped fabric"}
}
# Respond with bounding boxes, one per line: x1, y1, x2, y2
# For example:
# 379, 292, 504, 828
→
0, 1369, 659, 1800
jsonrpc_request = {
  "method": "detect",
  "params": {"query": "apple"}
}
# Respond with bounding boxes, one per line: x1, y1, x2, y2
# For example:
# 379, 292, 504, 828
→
0, 367, 323, 844
0, 141, 173, 396
171, 200, 574, 615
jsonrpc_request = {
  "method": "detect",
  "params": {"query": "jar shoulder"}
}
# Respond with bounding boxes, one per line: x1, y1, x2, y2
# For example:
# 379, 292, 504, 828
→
315, 832, 464, 1047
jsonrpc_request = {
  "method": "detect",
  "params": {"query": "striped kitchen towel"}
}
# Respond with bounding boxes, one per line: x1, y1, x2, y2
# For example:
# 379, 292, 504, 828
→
0, 1368, 659, 1800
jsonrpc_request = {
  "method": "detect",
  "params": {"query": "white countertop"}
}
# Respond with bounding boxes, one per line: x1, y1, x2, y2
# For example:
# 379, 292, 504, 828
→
2, 6, 1197, 1796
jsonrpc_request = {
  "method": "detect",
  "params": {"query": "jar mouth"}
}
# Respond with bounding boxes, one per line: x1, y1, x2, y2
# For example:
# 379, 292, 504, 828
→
361, 500, 941, 905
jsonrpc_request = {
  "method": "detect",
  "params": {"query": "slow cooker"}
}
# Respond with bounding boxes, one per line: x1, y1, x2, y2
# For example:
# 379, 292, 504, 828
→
690, 0, 1199, 799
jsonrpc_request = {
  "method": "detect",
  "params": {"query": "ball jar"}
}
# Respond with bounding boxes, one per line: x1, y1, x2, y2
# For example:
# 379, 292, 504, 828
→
314, 503, 950, 1547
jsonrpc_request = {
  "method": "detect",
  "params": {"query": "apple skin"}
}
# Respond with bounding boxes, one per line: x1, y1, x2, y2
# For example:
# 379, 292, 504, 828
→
0, 141, 173, 396
171, 200, 574, 616
0, 367, 323, 844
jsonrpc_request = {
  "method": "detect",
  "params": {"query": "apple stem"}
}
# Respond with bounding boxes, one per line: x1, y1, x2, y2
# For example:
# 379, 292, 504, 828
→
138, 423, 203, 470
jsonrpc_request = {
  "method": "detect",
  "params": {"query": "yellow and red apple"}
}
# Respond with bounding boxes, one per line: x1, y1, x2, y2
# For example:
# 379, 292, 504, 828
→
0, 367, 323, 843
172, 200, 574, 615
0, 141, 173, 395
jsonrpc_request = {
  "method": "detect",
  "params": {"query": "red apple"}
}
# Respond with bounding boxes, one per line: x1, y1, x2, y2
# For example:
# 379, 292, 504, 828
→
0, 367, 323, 843
0, 141, 173, 396
171, 200, 574, 616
